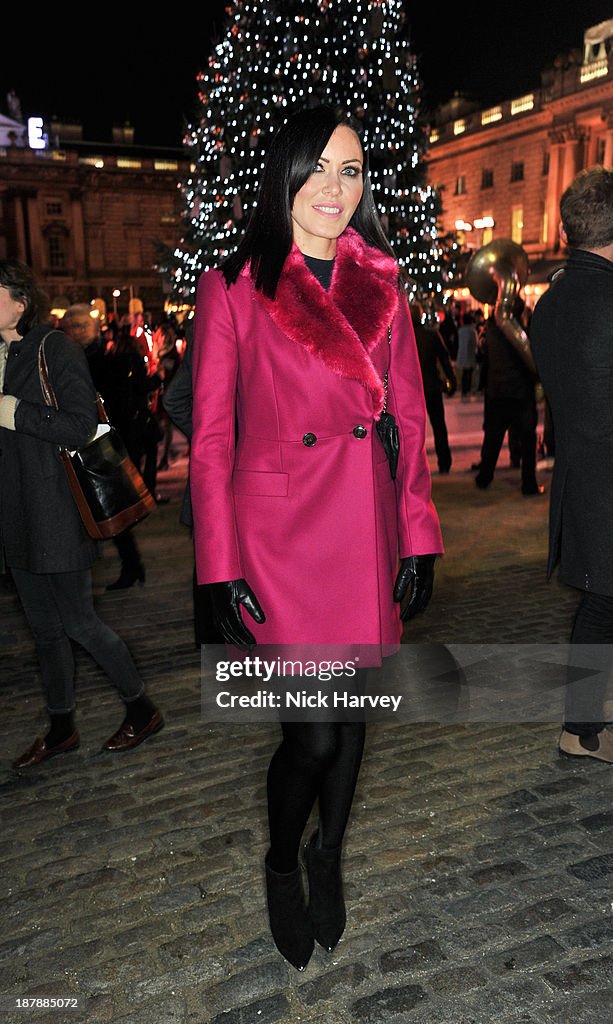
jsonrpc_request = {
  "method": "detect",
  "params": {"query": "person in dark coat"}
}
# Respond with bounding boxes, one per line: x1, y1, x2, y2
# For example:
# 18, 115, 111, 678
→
0, 261, 163, 768
530, 165, 613, 763
474, 297, 541, 495
61, 304, 148, 592
410, 302, 456, 474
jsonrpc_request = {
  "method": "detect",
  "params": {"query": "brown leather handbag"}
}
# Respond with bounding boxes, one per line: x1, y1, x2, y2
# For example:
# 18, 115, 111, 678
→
38, 331, 156, 540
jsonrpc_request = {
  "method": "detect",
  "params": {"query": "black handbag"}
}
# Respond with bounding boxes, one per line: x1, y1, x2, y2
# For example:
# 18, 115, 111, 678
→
38, 332, 156, 541
376, 325, 400, 479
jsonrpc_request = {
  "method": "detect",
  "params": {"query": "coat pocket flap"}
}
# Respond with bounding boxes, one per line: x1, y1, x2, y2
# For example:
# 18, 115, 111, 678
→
232, 470, 289, 496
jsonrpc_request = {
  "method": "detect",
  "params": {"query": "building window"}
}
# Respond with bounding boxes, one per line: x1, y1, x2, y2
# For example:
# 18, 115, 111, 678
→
511, 206, 523, 244
595, 138, 606, 164
481, 168, 494, 190
45, 198, 63, 216
454, 175, 466, 195
511, 93, 534, 115
453, 119, 466, 136
510, 161, 524, 182
542, 152, 550, 176
47, 233, 67, 271
481, 106, 502, 126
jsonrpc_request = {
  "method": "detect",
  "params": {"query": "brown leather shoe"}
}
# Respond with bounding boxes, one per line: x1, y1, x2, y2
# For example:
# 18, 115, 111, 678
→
14, 732, 80, 769
103, 710, 164, 752
559, 728, 613, 763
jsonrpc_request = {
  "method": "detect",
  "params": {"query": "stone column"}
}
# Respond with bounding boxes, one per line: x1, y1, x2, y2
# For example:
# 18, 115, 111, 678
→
544, 131, 565, 253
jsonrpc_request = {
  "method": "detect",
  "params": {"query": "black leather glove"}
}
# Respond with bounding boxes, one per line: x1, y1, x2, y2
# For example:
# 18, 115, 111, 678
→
393, 554, 437, 621
208, 578, 266, 651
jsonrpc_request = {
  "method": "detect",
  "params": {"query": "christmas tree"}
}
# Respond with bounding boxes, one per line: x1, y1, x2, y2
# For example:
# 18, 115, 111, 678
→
161, 0, 455, 311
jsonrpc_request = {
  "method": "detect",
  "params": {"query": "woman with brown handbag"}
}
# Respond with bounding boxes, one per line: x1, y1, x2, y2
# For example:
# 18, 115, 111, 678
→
0, 260, 163, 768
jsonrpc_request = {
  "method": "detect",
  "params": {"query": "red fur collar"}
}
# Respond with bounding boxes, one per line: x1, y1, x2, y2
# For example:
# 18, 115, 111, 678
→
252, 228, 399, 415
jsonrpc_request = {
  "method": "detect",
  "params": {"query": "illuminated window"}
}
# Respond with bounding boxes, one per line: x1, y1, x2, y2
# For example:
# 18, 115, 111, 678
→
511, 206, 523, 244
454, 175, 466, 196
510, 161, 524, 183
117, 158, 142, 169
79, 157, 104, 168
580, 58, 608, 83
429, 129, 439, 144
453, 119, 466, 136
511, 94, 534, 115
154, 160, 179, 171
481, 168, 494, 190
481, 106, 502, 125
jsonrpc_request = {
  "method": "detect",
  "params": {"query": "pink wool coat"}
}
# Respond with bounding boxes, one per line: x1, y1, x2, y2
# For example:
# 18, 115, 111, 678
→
190, 228, 443, 651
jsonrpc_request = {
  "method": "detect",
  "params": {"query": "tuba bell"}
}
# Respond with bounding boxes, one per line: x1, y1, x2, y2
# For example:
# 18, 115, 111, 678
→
464, 238, 539, 380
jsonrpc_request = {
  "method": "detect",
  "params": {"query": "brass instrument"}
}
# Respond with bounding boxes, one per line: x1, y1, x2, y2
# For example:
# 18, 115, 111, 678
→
464, 238, 539, 380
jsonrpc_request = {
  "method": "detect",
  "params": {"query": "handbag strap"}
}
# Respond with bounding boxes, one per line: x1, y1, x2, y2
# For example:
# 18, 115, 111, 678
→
38, 331, 60, 410
38, 330, 109, 424
381, 324, 392, 414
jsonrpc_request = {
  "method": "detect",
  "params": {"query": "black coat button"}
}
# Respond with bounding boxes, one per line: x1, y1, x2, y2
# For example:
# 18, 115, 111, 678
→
353, 425, 367, 438
302, 432, 317, 447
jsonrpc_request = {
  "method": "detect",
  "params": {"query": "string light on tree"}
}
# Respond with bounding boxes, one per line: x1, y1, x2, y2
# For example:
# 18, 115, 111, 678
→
157, 0, 457, 312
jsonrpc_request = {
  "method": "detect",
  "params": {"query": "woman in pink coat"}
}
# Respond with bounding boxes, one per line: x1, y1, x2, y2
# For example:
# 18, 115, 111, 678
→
190, 106, 443, 970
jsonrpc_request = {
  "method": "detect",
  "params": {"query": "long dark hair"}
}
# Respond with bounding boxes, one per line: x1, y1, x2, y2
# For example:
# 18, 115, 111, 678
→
0, 259, 50, 336
222, 105, 395, 298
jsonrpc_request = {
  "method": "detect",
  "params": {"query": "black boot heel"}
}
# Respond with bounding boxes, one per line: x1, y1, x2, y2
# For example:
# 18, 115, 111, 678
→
265, 853, 314, 971
304, 831, 346, 951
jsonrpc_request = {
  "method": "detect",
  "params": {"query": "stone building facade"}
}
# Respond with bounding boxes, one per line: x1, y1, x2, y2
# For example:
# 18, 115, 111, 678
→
426, 19, 613, 305
0, 118, 190, 321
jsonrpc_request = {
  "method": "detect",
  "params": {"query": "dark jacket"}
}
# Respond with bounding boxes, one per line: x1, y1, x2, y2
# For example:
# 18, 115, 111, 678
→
413, 321, 455, 394
0, 325, 99, 572
530, 249, 613, 593
481, 317, 535, 402
161, 338, 193, 526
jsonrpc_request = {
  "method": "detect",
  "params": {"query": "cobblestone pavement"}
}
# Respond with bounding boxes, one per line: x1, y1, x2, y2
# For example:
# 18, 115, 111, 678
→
1, 436, 612, 1024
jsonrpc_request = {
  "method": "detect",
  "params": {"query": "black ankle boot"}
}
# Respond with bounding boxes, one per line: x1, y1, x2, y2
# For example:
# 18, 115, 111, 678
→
304, 831, 346, 951
264, 852, 313, 971
106, 564, 145, 591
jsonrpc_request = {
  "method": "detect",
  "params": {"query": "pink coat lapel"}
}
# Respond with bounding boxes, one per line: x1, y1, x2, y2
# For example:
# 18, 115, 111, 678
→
252, 228, 399, 416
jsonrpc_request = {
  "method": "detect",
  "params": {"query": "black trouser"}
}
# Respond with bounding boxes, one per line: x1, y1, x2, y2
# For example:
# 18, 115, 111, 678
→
476, 396, 537, 491
112, 527, 143, 572
565, 592, 613, 736
461, 368, 473, 397
11, 567, 144, 713
424, 390, 451, 472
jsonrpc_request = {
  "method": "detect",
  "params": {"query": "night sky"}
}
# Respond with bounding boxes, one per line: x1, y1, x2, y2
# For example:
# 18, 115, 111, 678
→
3, 2, 612, 149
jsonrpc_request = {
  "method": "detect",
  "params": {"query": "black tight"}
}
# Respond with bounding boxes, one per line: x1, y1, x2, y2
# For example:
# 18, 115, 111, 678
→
266, 719, 365, 873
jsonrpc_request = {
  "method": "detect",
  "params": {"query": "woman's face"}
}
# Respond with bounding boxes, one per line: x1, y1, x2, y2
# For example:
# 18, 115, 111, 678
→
291, 125, 364, 258
0, 285, 25, 341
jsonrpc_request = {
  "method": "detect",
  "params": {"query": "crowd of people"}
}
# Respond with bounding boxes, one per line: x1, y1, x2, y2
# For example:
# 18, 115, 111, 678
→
0, 100, 610, 974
